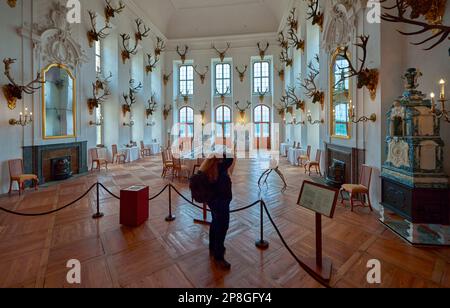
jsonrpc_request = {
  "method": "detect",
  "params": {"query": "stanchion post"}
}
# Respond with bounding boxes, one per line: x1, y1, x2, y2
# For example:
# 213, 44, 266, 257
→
92, 182, 104, 219
165, 185, 176, 222
255, 200, 269, 250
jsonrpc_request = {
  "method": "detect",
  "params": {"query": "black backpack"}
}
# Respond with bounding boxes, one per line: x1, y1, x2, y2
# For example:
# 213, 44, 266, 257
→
190, 172, 215, 204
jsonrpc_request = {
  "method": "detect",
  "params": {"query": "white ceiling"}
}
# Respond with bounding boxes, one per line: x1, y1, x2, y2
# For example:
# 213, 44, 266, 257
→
132, 0, 291, 39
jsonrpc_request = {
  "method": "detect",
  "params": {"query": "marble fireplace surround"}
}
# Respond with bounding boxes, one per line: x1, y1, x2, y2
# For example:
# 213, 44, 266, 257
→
324, 143, 365, 184
23, 141, 88, 184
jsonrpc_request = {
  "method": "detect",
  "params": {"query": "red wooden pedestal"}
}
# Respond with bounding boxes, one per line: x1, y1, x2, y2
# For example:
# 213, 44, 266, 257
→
120, 186, 149, 227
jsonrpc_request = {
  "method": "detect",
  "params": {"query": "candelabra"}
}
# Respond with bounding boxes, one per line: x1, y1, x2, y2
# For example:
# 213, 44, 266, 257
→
306, 111, 324, 125
9, 108, 33, 126
146, 121, 156, 127
89, 116, 103, 126
348, 104, 377, 124
430, 79, 449, 123
123, 120, 135, 127
286, 117, 305, 126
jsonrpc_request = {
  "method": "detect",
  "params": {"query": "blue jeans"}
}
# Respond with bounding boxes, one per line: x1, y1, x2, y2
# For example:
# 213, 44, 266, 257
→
208, 199, 231, 260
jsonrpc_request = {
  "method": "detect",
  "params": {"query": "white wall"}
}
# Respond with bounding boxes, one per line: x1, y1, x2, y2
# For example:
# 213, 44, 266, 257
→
0, 0, 165, 194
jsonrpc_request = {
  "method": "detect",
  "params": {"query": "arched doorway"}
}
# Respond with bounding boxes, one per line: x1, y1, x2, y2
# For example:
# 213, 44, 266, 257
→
215, 105, 232, 149
179, 106, 194, 153
254, 105, 271, 150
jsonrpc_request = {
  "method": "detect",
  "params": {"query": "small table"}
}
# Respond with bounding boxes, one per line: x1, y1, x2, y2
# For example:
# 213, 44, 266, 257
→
280, 143, 290, 157
288, 148, 306, 166
121, 147, 141, 163
146, 143, 161, 155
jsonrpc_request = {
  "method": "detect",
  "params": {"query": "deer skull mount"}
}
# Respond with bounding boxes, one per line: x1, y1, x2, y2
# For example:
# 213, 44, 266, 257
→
339, 35, 379, 100
7, 0, 17, 7
257, 88, 269, 103
276, 67, 285, 82
235, 65, 248, 83
212, 42, 231, 62
122, 79, 142, 117
257, 42, 270, 61
146, 93, 158, 119
88, 73, 112, 115
280, 48, 293, 67
177, 45, 189, 64
216, 87, 230, 104
120, 34, 138, 64
87, 11, 111, 48
163, 104, 172, 121
163, 71, 173, 87
154, 37, 166, 56
306, 0, 324, 31
105, 0, 125, 23
235, 100, 252, 123
277, 31, 289, 50
301, 54, 325, 110
287, 8, 298, 32
2, 58, 43, 110
286, 87, 306, 113
134, 19, 151, 42
145, 53, 159, 75
194, 65, 209, 85
288, 28, 305, 52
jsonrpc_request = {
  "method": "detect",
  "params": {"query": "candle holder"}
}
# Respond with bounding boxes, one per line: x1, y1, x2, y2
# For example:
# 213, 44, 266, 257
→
9, 108, 33, 127
123, 120, 135, 127
89, 117, 103, 126
306, 112, 324, 125
146, 121, 156, 127
286, 117, 305, 126
430, 79, 450, 123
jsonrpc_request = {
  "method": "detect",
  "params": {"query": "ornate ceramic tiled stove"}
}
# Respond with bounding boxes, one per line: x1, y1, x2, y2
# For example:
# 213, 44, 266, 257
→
381, 69, 450, 246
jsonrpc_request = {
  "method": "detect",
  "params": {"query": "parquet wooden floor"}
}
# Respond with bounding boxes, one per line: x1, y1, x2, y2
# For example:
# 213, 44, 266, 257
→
0, 155, 449, 288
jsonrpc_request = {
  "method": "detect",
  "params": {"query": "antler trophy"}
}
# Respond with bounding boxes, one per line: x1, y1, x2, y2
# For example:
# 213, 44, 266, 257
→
87, 11, 111, 48
163, 71, 173, 87
338, 35, 379, 100
88, 73, 112, 115
287, 8, 299, 32
122, 79, 142, 117
288, 28, 305, 52
120, 34, 138, 64
105, 0, 125, 23
235, 100, 252, 124
275, 65, 285, 82
301, 54, 325, 110
154, 37, 166, 56
277, 31, 289, 49
194, 66, 209, 85
216, 87, 230, 104
212, 42, 231, 62
177, 45, 189, 64
146, 93, 158, 119
235, 65, 248, 83
257, 42, 270, 61
257, 88, 269, 103
305, 0, 324, 31
145, 53, 159, 75
286, 86, 306, 112
2, 58, 43, 110
163, 104, 172, 121
280, 48, 293, 67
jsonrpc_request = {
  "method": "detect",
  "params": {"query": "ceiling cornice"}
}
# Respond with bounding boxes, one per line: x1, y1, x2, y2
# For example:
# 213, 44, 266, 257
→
126, 0, 167, 40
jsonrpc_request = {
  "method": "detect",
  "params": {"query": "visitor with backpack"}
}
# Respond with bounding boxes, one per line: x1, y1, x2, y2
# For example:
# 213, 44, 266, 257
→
191, 151, 236, 270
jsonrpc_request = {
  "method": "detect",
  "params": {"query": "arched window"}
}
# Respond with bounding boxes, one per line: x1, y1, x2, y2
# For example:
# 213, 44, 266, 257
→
179, 106, 194, 138
254, 105, 271, 150
215, 105, 232, 146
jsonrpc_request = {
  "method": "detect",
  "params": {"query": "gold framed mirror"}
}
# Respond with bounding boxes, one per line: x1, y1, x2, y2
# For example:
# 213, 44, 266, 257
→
330, 48, 352, 139
42, 63, 76, 139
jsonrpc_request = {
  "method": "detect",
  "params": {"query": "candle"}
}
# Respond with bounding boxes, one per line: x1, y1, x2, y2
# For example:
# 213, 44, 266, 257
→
431, 92, 436, 112
440, 79, 445, 100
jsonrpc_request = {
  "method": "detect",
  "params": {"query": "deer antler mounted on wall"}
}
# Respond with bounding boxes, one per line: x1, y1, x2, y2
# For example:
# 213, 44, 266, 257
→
163, 71, 173, 87
194, 65, 209, 85
2, 58, 43, 110
134, 18, 151, 42
305, 0, 324, 31
278, 95, 293, 120
88, 80, 111, 115
122, 79, 142, 117
288, 28, 305, 52
120, 34, 138, 64
154, 37, 166, 56
163, 104, 172, 120
177, 45, 189, 64
257, 42, 270, 61
212, 42, 231, 62
257, 88, 269, 103
287, 8, 299, 32
216, 87, 230, 104
339, 35, 379, 100
301, 54, 325, 110
7, 0, 17, 7
380, 0, 449, 50
235, 100, 252, 124
277, 31, 289, 50
235, 65, 248, 83
105, 0, 125, 23
280, 48, 293, 67
95, 72, 112, 94
275, 65, 285, 82
286, 86, 305, 112
87, 11, 111, 48
146, 93, 158, 119
145, 53, 159, 75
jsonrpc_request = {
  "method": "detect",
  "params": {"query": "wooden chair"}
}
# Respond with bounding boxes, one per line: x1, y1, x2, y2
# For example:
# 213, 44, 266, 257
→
8, 159, 39, 195
304, 149, 322, 176
112, 144, 126, 164
340, 165, 374, 212
298, 145, 312, 167
172, 157, 190, 181
90, 148, 108, 171
140, 141, 151, 157
161, 149, 173, 178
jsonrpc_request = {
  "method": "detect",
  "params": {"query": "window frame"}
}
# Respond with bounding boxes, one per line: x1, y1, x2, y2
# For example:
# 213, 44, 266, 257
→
178, 64, 194, 97
252, 60, 271, 95
95, 40, 102, 75
254, 105, 271, 138
215, 105, 232, 138
179, 106, 194, 138
214, 62, 232, 96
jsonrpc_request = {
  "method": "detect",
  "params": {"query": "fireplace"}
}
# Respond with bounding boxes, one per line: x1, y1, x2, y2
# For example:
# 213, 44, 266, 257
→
325, 143, 365, 184
326, 159, 346, 188
51, 156, 73, 181
23, 141, 88, 184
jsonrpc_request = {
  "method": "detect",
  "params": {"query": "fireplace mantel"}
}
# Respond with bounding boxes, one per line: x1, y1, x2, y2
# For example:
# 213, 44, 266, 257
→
324, 143, 365, 184
23, 142, 88, 184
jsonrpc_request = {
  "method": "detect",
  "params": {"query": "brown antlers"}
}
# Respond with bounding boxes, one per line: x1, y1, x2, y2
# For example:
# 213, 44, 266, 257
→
277, 31, 289, 49
286, 86, 305, 112
87, 11, 111, 48
212, 42, 231, 62
257, 42, 270, 61
177, 45, 189, 64
122, 79, 142, 116
280, 48, 293, 67
338, 35, 379, 100
288, 28, 305, 52
154, 37, 166, 56
163, 104, 173, 120
88, 80, 111, 115
305, 0, 324, 31
235, 65, 248, 83
287, 8, 298, 32
2, 58, 43, 110
301, 54, 324, 109
135, 18, 151, 42
105, 0, 125, 23
235, 101, 252, 113
146, 93, 158, 118
163, 71, 173, 86
194, 65, 209, 85
145, 53, 159, 75
120, 34, 138, 64
381, 0, 450, 50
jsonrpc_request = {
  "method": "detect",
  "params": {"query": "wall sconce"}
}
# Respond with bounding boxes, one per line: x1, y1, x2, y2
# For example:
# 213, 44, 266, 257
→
89, 116, 103, 126
9, 108, 33, 126
306, 110, 324, 125
349, 104, 377, 124
430, 79, 449, 123
123, 119, 135, 127
286, 116, 305, 126
146, 120, 156, 127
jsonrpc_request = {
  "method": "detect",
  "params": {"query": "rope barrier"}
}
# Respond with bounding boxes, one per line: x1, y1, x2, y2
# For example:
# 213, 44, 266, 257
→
98, 183, 120, 200
149, 184, 170, 201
